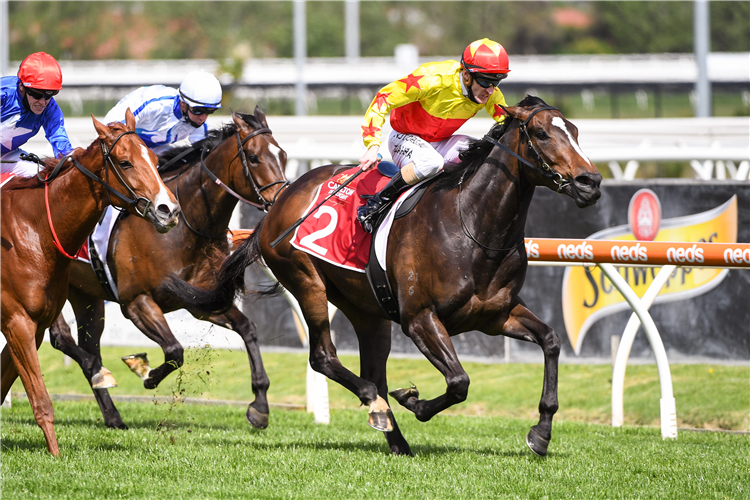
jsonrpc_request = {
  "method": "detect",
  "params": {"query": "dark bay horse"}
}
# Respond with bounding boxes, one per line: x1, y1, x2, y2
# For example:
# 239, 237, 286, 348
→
1, 110, 180, 455
169, 96, 602, 456
47, 108, 288, 430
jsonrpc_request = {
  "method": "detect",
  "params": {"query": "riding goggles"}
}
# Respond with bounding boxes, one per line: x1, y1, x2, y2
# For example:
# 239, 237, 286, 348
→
473, 73, 508, 89
187, 106, 218, 116
25, 87, 59, 100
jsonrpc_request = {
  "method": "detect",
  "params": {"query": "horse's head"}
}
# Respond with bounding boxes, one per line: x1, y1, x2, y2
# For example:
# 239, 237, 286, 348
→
93, 109, 180, 232
503, 97, 601, 208
231, 107, 289, 210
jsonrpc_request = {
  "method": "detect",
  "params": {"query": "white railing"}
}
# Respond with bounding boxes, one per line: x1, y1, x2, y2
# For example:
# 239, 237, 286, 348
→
23, 116, 749, 181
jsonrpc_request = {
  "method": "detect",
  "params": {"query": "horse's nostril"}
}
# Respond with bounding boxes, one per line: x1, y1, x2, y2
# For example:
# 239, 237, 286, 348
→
157, 204, 173, 216
575, 173, 602, 189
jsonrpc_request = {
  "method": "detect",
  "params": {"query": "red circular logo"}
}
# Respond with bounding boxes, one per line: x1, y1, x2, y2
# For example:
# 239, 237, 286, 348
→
628, 189, 661, 241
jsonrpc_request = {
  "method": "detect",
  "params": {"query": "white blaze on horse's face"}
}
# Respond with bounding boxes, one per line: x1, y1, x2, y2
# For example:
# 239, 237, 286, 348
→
551, 116, 592, 167
268, 143, 282, 166
137, 143, 176, 210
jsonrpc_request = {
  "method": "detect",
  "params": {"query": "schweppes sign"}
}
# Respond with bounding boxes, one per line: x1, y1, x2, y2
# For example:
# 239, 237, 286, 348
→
559, 194, 738, 355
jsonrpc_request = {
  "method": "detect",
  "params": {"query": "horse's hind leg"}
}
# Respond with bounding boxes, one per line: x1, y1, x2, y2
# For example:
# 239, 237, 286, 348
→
494, 301, 560, 457
121, 294, 184, 389
65, 293, 128, 429
199, 306, 270, 429
347, 311, 412, 456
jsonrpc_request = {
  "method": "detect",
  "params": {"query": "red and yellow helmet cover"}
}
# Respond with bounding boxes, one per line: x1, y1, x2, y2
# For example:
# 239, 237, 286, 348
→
461, 39, 510, 75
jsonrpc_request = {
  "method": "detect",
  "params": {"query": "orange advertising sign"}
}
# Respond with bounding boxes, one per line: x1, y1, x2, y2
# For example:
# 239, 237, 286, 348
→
549, 195, 738, 355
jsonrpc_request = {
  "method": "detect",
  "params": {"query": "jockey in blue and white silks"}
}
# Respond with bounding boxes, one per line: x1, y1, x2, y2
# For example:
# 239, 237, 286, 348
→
1, 52, 73, 178
103, 70, 222, 155
93, 70, 223, 297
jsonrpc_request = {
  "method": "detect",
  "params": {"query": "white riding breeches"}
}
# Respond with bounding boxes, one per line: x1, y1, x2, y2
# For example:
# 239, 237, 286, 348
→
387, 130, 474, 181
1, 150, 41, 178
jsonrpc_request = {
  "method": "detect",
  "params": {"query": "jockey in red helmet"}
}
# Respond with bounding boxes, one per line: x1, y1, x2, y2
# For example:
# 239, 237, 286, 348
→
1, 52, 73, 178
356, 38, 511, 233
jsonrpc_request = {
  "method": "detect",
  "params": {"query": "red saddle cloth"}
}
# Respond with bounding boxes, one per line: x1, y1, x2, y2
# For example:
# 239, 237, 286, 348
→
0, 173, 15, 188
291, 167, 390, 272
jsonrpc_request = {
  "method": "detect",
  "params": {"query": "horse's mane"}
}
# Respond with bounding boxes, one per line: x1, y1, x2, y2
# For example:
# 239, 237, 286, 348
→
431, 95, 550, 192
158, 111, 264, 174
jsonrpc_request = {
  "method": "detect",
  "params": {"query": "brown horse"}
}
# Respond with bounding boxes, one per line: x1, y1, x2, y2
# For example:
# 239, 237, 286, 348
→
1, 110, 180, 455
46, 108, 287, 430
168, 96, 602, 456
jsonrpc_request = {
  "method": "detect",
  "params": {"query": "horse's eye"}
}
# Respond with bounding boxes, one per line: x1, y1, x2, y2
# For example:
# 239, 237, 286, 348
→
248, 154, 260, 164
535, 131, 549, 140
119, 160, 133, 169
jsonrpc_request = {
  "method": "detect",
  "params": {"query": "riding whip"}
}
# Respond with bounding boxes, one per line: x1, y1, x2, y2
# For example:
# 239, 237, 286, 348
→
270, 165, 368, 248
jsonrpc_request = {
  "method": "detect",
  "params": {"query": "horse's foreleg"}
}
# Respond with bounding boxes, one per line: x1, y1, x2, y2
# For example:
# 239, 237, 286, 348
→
49, 311, 116, 389
390, 310, 470, 422
122, 295, 183, 389
348, 312, 412, 456
494, 302, 560, 457
202, 306, 270, 429
3, 314, 59, 456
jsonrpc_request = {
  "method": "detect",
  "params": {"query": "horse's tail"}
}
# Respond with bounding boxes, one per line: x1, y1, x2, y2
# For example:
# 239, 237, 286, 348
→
163, 218, 274, 314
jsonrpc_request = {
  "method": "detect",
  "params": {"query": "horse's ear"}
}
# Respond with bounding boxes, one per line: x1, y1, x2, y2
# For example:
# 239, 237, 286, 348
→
124, 108, 136, 132
254, 106, 269, 127
232, 111, 248, 131
91, 114, 111, 140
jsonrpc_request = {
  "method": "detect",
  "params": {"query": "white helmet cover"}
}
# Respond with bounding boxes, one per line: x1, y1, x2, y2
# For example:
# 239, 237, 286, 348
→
179, 70, 222, 109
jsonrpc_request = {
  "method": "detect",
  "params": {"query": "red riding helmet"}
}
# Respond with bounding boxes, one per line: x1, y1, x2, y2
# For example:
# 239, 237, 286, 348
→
17, 52, 63, 91
460, 38, 510, 76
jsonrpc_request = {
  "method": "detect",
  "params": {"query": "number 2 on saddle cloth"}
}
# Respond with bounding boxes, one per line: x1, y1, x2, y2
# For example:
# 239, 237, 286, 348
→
291, 166, 391, 272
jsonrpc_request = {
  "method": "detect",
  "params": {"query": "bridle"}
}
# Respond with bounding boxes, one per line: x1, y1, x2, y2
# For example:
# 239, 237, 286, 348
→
457, 106, 568, 254
21, 130, 155, 259
481, 106, 570, 193
175, 126, 289, 239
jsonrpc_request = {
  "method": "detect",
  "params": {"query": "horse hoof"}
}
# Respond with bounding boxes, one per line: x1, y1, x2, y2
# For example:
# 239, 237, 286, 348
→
246, 406, 269, 430
106, 421, 129, 430
122, 353, 151, 380
389, 385, 419, 406
368, 396, 394, 432
525, 428, 550, 457
368, 409, 395, 433
91, 367, 117, 389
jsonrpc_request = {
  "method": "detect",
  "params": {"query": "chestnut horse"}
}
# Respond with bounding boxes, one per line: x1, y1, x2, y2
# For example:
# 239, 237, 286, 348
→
168, 96, 602, 456
47, 108, 288, 430
1, 110, 180, 455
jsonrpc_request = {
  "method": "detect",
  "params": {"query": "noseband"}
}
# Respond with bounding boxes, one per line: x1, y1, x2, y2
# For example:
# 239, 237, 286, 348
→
482, 106, 570, 193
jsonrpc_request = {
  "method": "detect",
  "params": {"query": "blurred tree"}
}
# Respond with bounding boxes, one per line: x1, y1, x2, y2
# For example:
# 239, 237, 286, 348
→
7, 1, 750, 61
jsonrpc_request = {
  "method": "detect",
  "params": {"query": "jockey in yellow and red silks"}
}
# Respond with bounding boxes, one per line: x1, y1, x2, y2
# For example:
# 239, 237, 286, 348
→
357, 38, 511, 233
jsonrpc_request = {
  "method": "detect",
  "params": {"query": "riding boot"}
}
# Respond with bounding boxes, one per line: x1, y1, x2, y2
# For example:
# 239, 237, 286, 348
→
357, 171, 410, 233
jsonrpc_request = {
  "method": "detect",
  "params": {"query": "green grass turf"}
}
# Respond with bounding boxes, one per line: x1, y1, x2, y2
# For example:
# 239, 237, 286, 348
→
10, 344, 749, 431
2, 401, 748, 500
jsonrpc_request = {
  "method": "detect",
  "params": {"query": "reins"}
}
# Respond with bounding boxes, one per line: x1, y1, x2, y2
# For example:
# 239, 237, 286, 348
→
21, 130, 153, 258
457, 106, 566, 254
